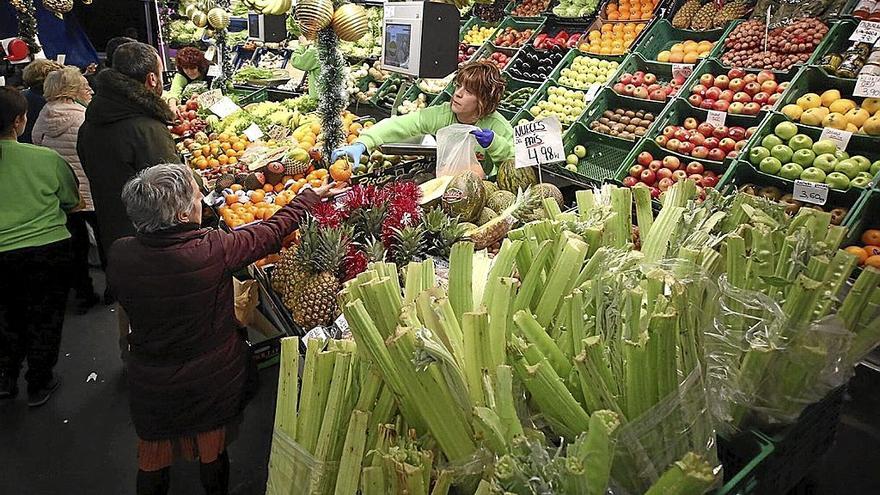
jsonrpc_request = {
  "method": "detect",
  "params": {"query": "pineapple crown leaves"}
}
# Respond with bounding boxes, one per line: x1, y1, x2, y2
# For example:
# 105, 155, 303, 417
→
294, 215, 353, 277
389, 224, 428, 266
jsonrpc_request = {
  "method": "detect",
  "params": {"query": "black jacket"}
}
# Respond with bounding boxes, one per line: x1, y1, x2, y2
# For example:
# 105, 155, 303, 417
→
77, 69, 177, 256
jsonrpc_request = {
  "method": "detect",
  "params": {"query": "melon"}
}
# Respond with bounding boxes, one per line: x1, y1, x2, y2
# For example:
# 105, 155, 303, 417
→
496, 159, 538, 193
482, 180, 499, 197
441, 171, 486, 223
477, 207, 497, 226
486, 190, 516, 213
517, 183, 564, 223
419, 175, 454, 207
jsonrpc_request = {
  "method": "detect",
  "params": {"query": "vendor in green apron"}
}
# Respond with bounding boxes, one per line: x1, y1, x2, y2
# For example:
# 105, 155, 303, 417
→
290, 41, 320, 98
331, 61, 513, 175
166, 46, 210, 105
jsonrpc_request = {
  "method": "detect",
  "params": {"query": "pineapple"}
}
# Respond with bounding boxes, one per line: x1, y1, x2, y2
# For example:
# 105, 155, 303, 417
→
390, 225, 427, 266
43, 0, 73, 17
421, 207, 466, 258
468, 188, 542, 250
283, 157, 310, 177
689, 2, 718, 31
712, 0, 749, 29
672, 0, 701, 29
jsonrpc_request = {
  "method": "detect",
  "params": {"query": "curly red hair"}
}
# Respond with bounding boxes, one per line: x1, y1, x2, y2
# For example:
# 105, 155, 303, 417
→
175, 47, 209, 77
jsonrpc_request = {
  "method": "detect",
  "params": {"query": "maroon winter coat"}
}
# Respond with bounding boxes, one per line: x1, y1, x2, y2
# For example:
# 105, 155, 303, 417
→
107, 190, 319, 441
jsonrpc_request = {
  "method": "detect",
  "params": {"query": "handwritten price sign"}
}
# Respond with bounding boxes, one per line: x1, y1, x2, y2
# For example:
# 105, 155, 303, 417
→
850, 20, 880, 44
854, 74, 880, 98
514, 117, 566, 169
819, 127, 852, 151
672, 63, 694, 80
793, 180, 829, 206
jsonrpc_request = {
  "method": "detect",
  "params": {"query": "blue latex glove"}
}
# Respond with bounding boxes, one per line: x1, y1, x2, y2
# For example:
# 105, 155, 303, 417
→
331, 142, 367, 164
470, 128, 494, 148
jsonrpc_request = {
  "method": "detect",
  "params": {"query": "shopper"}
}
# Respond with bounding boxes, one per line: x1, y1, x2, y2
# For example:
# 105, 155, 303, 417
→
32, 67, 101, 314
108, 163, 345, 495
166, 46, 210, 105
104, 36, 137, 69
19, 59, 65, 144
332, 60, 514, 174
0, 87, 80, 406
77, 41, 177, 355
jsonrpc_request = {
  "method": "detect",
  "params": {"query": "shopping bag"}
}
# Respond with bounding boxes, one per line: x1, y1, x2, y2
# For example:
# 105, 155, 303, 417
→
233, 278, 259, 326
435, 123, 484, 178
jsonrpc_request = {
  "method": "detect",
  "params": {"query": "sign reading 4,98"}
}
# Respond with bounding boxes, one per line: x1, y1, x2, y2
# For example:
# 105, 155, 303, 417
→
514, 117, 566, 169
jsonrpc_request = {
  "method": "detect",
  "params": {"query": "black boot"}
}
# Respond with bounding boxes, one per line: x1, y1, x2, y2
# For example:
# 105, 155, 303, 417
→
137, 467, 170, 495
27, 376, 60, 407
200, 451, 229, 495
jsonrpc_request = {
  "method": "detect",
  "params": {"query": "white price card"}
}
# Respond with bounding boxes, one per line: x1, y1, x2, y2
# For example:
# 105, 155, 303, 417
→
706, 110, 727, 127
672, 63, 694, 80
209, 96, 241, 118
584, 83, 601, 103
0, 76, 5, 87
204, 45, 217, 62
207, 64, 222, 77
793, 179, 829, 206
334, 313, 350, 333
243, 123, 264, 142
854, 74, 880, 98
514, 116, 566, 169
819, 127, 852, 151
56, 54, 65, 64
384, 6, 395, 18
850, 20, 880, 44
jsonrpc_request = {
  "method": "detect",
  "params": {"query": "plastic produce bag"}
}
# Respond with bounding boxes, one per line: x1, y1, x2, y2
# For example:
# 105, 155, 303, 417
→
265, 430, 339, 495
435, 123, 484, 178
233, 278, 258, 326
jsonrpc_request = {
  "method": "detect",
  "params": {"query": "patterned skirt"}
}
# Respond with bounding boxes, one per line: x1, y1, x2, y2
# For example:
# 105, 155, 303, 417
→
137, 422, 238, 472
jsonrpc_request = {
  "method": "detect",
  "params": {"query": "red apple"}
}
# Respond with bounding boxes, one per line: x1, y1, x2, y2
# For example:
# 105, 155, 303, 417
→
714, 75, 730, 89
728, 68, 746, 79
705, 86, 722, 101
691, 84, 708, 96
735, 141, 748, 152
688, 94, 704, 107
674, 128, 689, 141
655, 135, 668, 147
633, 87, 650, 99
662, 126, 677, 139
630, 164, 645, 179
760, 80, 778, 94
718, 137, 737, 153
742, 102, 761, 115
743, 82, 761, 96
637, 152, 653, 167
757, 70, 775, 83
697, 122, 715, 137
699, 73, 715, 87
743, 73, 758, 84
727, 150, 739, 158
712, 126, 729, 139
767, 93, 781, 106
662, 156, 681, 170
777, 81, 789, 93
707, 148, 726, 161
686, 161, 705, 175
745, 127, 757, 138
704, 170, 717, 179
689, 132, 706, 146
644, 73, 657, 85
632, 74, 645, 86
651, 186, 662, 198
728, 126, 746, 141
688, 174, 704, 183
639, 168, 657, 186
620, 73, 633, 85
666, 138, 681, 152
657, 167, 674, 180
691, 146, 709, 159
672, 170, 689, 182
624, 84, 636, 95
713, 99, 730, 112
728, 78, 745, 92
728, 102, 745, 114
649, 159, 663, 172
752, 92, 769, 106
683, 117, 698, 130
701, 175, 718, 188
700, 98, 716, 110
613, 82, 627, 94
704, 137, 720, 149
658, 177, 674, 191
719, 89, 735, 102
732, 92, 751, 103
677, 141, 695, 155
650, 89, 667, 101
622, 176, 639, 187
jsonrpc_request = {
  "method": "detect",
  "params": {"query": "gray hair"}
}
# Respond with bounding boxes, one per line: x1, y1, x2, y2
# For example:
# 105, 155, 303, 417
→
121, 163, 195, 233
44, 67, 89, 101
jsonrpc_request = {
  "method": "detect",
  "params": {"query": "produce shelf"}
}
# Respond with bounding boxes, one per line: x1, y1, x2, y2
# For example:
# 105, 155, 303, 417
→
578, 17, 654, 58
632, 18, 728, 65
505, 44, 572, 84
548, 49, 625, 90
472, 43, 519, 73
562, 121, 645, 182
597, 0, 664, 23
844, 188, 880, 248
810, 18, 859, 69
490, 16, 548, 49
604, 52, 680, 107
498, 74, 543, 120
716, 431, 776, 495
577, 86, 666, 143
460, 17, 502, 46
660, 0, 751, 31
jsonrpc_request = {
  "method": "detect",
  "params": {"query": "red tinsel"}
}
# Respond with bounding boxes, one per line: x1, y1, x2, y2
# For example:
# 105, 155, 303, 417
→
312, 201, 344, 228
343, 245, 368, 281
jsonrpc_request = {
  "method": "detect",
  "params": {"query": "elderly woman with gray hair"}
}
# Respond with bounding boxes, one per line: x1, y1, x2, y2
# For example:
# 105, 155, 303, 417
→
107, 163, 344, 495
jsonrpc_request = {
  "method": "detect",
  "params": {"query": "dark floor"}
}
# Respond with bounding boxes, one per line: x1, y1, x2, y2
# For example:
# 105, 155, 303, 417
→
0, 270, 879, 494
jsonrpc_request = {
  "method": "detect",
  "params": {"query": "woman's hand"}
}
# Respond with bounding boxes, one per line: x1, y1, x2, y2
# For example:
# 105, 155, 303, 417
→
308, 177, 350, 198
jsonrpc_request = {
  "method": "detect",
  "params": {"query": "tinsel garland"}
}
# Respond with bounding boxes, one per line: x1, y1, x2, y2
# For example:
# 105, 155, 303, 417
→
315, 26, 347, 163
157, 0, 175, 43
14, 0, 41, 55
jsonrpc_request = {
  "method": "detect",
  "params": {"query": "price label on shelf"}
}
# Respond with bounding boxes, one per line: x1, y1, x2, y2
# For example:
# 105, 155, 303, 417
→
243, 123, 264, 142
204, 45, 217, 62
850, 20, 880, 44
706, 110, 727, 127
334, 313, 350, 334
854, 74, 880, 98
209, 96, 241, 118
793, 180, 829, 206
584, 83, 601, 103
0, 76, 5, 87
56, 54, 65, 64
514, 116, 565, 169
384, 6, 395, 18
207, 64, 222, 77
819, 127, 852, 151
672, 63, 694, 80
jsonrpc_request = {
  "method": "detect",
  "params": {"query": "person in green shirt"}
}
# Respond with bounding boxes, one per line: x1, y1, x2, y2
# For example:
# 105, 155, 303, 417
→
291, 41, 320, 98
0, 87, 80, 407
331, 61, 514, 175
166, 46, 210, 105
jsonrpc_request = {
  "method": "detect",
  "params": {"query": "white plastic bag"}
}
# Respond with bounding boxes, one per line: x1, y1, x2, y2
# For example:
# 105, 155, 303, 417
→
435, 123, 484, 178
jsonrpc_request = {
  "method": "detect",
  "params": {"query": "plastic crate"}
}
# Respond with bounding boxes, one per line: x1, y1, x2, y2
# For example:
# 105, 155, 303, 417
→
251, 47, 292, 70
715, 431, 776, 495
229, 86, 268, 105
512, 79, 592, 130
809, 18, 859, 68
491, 16, 547, 49
460, 17, 501, 46
598, 0, 663, 23
549, 49, 625, 90
843, 188, 880, 246
604, 53, 679, 106
563, 121, 645, 182
579, 17, 653, 57
632, 19, 727, 64
578, 86, 666, 142
505, 44, 572, 84
507, 0, 552, 19
498, 75, 543, 120
647, 98, 766, 172
661, 0, 751, 30
472, 43, 519, 73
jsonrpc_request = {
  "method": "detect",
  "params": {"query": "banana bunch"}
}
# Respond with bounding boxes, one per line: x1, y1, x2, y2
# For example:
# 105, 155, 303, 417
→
244, 0, 292, 15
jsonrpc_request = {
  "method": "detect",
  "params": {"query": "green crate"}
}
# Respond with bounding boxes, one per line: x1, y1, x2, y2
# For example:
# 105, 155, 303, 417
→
491, 17, 547, 49
562, 121, 646, 182
472, 43, 519, 72
431, 90, 452, 107
716, 431, 776, 495
604, 52, 679, 106
370, 76, 405, 110
579, 17, 654, 58
810, 18, 859, 67
648, 98, 767, 171
498, 75, 543, 120
632, 19, 727, 65
549, 49, 625, 90
578, 86, 666, 143
507, 0, 552, 19
460, 18, 501, 46
843, 188, 880, 246
230, 86, 268, 105
512, 78, 593, 130
505, 45, 573, 84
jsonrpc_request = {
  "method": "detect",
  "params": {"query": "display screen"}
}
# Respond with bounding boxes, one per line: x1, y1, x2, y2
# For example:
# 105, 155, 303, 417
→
384, 23, 412, 70
248, 14, 260, 39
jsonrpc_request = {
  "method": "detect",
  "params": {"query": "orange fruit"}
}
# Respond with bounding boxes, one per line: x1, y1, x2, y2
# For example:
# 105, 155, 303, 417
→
208, 158, 220, 169
230, 218, 244, 228
263, 183, 274, 193
217, 154, 228, 165
865, 255, 880, 269
309, 178, 323, 188
226, 149, 237, 157
221, 142, 232, 151
862, 229, 880, 246
241, 212, 255, 223
329, 159, 352, 182
225, 194, 238, 205
845, 246, 869, 265
250, 189, 266, 203
230, 184, 243, 192
192, 149, 203, 158
232, 141, 246, 151
865, 245, 880, 257
227, 156, 238, 165
274, 183, 285, 193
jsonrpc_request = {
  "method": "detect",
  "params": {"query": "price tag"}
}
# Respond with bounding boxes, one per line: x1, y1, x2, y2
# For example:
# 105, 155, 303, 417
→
584, 83, 601, 103
207, 64, 222, 77
56, 54, 65, 64
706, 110, 727, 127
209, 96, 241, 118
243, 123, 264, 142
513, 116, 565, 169
334, 313, 350, 334
204, 45, 217, 62
793, 180, 829, 206
850, 20, 880, 44
0, 76, 5, 87
672, 63, 694, 80
384, 6, 395, 18
819, 127, 852, 151
854, 74, 880, 98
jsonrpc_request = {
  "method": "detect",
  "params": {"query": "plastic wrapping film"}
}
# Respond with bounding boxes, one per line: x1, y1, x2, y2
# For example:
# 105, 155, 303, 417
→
265, 430, 340, 495
706, 274, 855, 433
751, 0, 849, 28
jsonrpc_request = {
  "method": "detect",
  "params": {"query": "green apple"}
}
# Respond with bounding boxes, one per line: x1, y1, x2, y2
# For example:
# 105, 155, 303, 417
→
825, 171, 851, 190
788, 134, 814, 151
779, 162, 804, 180
761, 134, 784, 149
834, 149, 850, 161
774, 121, 798, 141
792, 149, 816, 167
565, 163, 578, 173
800, 167, 827, 183
770, 144, 794, 164
759, 156, 783, 175
851, 173, 873, 188
871, 160, 880, 175
850, 155, 871, 172
749, 146, 771, 166
573, 145, 587, 158
813, 153, 838, 174
811, 138, 838, 156
835, 159, 861, 179
566, 154, 579, 165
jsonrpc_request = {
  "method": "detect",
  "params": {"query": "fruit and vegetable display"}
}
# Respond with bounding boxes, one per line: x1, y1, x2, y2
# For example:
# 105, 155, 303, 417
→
498, 86, 536, 114
551, 0, 599, 18
473, 0, 508, 22
671, 0, 751, 31
735, 183, 850, 225
612, 70, 683, 101
656, 39, 715, 64
580, 22, 647, 56
655, 119, 753, 161
417, 76, 453, 95
780, 90, 880, 136
338, 6, 383, 60
169, 99, 208, 138
603, 0, 659, 20
180, 131, 249, 173
687, 68, 786, 114
847, 229, 880, 268
397, 93, 428, 115
532, 30, 583, 50
373, 79, 403, 110
719, 18, 829, 71
479, 50, 513, 71
557, 56, 620, 89
589, 108, 656, 141
491, 27, 535, 48
511, 0, 549, 16
625, 150, 718, 196
819, 40, 880, 79
458, 43, 479, 66
527, 86, 588, 126
507, 45, 566, 82
463, 24, 498, 46
747, 121, 879, 190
